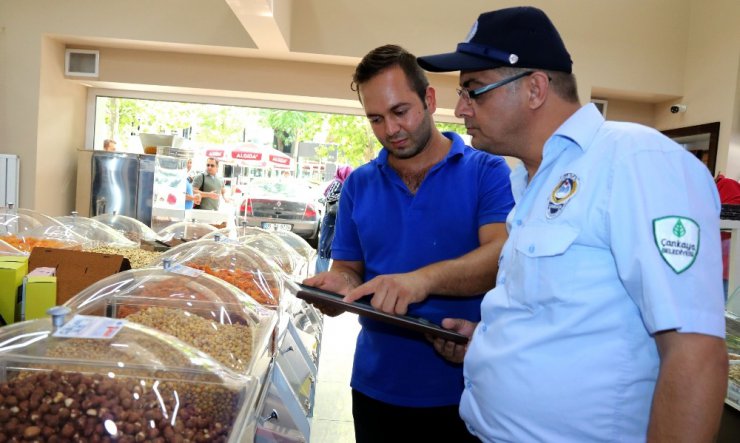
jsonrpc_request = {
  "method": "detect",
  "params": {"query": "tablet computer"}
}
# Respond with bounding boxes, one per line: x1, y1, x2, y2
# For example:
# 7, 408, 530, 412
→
295, 283, 469, 344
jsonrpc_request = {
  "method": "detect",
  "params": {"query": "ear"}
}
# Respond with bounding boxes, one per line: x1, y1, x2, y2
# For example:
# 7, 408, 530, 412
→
424, 86, 437, 114
527, 72, 550, 110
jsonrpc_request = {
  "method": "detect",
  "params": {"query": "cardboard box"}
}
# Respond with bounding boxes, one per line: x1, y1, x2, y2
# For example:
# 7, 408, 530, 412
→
23, 275, 57, 320
28, 248, 130, 305
0, 255, 28, 325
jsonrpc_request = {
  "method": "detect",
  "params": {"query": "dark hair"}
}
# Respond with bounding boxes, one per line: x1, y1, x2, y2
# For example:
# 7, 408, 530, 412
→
207, 157, 219, 166
496, 67, 579, 103
351, 44, 429, 105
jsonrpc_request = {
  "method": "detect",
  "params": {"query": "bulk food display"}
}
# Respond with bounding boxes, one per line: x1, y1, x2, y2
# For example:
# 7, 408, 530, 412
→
0, 316, 260, 442
56, 215, 137, 249
91, 213, 161, 245
63, 267, 277, 381
0, 208, 63, 235
273, 231, 316, 274
157, 239, 283, 307
0, 238, 23, 256
1, 225, 87, 253
727, 312, 740, 410
239, 233, 303, 279
157, 220, 218, 242
0, 209, 85, 253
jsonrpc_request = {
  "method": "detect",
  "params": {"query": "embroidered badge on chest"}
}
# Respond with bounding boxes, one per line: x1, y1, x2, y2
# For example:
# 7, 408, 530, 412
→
546, 173, 579, 219
653, 216, 700, 274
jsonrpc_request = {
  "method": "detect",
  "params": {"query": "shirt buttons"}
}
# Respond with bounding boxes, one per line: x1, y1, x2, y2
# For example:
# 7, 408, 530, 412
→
516, 220, 522, 226
528, 245, 535, 253
480, 323, 488, 333
465, 379, 473, 389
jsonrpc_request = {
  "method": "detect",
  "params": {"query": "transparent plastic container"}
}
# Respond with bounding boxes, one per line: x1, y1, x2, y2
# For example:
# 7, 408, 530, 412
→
202, 226, 239, 241
91, 213, 160, 244
157, 239, 283, 307
157, 219, 218, 242
1, 223, 88, 253
239, 233, 303, 279
56, 215, 137, 248
0, 316, 261, 442
0, 211, 45, 236
270, 231, 314, 278
0, 237, 24, 256
0, 209, 79, 253
0, 208, 64, 235
63, 267, 277, 380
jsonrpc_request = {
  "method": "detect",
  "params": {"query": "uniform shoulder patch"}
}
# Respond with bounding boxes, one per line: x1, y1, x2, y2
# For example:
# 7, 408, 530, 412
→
653, 216, 700, 274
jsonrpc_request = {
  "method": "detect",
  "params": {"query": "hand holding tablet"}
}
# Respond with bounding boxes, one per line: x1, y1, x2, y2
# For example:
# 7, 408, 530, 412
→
295, 283, 469, 344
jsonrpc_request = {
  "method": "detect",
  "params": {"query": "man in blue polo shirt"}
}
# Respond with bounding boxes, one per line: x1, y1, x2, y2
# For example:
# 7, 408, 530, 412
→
303, 44, 514, 442
418, 7, 728, 442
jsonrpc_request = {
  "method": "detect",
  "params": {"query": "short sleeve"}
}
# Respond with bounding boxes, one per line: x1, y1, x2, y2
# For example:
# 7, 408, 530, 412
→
477, 156, 515, 226
608, 141, 724, 337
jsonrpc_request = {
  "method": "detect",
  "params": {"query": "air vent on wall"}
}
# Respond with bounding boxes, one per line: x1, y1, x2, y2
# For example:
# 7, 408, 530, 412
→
65, 49, 99, 77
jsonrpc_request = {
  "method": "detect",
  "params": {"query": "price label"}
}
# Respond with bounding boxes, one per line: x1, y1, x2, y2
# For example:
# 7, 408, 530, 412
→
167, 264, 204, 277
53, 315, 125, 340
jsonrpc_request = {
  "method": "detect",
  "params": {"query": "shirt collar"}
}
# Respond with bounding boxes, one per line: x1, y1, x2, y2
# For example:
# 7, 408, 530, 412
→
375, 131, 466, 167
550, 102, 604, 152
509, 103, 604, 201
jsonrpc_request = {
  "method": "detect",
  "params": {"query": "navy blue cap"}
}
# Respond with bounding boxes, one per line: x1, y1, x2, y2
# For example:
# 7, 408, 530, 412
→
417, 7, 572, 73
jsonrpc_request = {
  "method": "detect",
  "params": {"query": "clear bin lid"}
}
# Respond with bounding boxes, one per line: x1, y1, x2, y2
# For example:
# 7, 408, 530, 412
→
202, 226, 239, 241
239, 233, 302, 278
1, 224, 88, 253
0, 317, 257, 441
92, 213, 161, 244
1, 211, 47, 236
0, 238, 24, 256
157, 219, 218, 241
157, 239, 283, 306
64, 267, 277, 374
271, 231, 315, 262
0, 208, 63, 233
56, 215, 138, 248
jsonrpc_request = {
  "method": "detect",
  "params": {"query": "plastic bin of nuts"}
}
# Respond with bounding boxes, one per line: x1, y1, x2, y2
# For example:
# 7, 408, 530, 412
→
63, 267, 277, 385
0, 316, 261, 442
270, 231, 315, 279
238, 233, 303, 279
91, 213, 161, 245
157, 220, 218, 242
157, 238, 284, 307
55, 215, 139, 249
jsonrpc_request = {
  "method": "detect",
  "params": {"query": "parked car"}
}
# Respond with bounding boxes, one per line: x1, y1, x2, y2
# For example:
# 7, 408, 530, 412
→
237, 178, 322, 247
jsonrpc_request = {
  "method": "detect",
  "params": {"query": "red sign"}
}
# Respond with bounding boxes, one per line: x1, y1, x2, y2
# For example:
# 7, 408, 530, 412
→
232, 151, 262, 161
205, 149, 225, 158
269, 154, 290, 165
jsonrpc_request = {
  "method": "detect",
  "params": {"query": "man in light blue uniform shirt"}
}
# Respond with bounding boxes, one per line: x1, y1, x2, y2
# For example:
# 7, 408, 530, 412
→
418, 6, 728, 443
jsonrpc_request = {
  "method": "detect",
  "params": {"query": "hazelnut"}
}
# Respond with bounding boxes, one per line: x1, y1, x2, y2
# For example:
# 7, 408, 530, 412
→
23, 425, 41, 439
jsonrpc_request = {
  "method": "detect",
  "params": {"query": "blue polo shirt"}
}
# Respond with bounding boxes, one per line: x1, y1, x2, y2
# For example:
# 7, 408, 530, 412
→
332, 132, 514, 407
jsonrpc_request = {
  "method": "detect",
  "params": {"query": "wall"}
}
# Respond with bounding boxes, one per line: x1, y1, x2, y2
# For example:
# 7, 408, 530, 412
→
36, 38, 87, 216
2, 0, 740, 212
601, 99, 655, 128
653, 0, 740, 177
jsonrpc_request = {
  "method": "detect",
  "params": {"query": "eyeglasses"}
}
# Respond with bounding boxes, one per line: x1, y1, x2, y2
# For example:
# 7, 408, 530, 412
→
456, 71, 534, 104
206, 164, 216, 167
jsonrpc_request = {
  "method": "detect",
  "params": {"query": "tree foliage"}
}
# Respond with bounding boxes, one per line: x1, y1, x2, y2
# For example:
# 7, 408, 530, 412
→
98, 97, 466, 169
